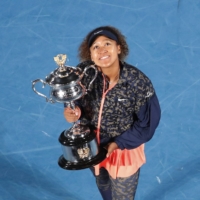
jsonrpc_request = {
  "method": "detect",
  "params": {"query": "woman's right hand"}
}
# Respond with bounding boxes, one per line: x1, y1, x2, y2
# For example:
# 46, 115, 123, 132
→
63, 106, 81, 123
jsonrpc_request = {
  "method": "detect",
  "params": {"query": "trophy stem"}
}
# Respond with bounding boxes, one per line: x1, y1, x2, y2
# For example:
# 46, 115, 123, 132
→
64, 102, 75, 110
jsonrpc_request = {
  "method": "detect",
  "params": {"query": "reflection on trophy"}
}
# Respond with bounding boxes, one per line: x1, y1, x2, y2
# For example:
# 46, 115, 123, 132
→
32, 54, 107, 170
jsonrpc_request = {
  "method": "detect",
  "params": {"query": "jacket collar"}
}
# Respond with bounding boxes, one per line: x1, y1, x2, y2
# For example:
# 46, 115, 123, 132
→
118, 61, 129, 85
96, 61, 129, 85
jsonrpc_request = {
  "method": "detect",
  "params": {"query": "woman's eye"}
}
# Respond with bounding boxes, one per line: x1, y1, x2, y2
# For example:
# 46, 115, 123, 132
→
105, 42, 111, 46
93, 45, 98, 49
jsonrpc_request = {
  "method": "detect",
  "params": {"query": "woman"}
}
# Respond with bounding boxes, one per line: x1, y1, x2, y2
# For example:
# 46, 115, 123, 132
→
64, 26, 161, 200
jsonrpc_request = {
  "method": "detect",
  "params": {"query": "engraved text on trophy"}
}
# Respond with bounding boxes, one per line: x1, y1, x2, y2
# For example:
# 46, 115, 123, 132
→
56, 86, 80, 99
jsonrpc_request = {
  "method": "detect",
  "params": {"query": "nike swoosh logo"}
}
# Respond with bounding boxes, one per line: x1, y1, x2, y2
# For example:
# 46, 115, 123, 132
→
118, 99, 127, 101
145, 92, 153, 98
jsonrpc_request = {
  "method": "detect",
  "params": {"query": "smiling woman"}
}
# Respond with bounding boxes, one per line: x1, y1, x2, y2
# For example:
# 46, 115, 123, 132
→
90, 35, 121, 85
64, 26, 161, 200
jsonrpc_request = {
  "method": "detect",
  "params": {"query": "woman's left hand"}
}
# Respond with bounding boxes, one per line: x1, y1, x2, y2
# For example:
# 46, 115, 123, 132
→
106, 142, 118, 157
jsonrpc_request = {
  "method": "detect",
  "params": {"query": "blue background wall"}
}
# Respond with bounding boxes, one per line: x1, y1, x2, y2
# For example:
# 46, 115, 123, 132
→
0, 0, 200, 199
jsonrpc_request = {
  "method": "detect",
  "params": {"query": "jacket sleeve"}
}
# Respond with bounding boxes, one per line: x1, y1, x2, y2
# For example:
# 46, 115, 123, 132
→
114, 92, 161, 150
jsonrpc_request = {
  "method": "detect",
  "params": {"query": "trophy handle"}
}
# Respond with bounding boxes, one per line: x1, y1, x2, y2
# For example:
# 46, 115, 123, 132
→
82, 65, 98, 92
32, 79, 53, 103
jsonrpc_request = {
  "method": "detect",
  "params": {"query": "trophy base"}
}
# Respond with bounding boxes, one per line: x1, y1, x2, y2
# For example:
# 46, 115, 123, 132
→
58, 147, 107, 170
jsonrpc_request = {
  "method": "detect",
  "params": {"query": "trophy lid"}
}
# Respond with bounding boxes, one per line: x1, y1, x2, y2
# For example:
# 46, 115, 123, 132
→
45, 54, 81, 85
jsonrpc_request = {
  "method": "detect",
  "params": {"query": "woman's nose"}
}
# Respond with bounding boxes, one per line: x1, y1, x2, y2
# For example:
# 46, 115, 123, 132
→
98, 46, 107, 53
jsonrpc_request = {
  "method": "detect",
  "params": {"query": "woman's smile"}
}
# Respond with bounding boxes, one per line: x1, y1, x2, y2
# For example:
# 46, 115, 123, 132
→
99, 55, 109, 60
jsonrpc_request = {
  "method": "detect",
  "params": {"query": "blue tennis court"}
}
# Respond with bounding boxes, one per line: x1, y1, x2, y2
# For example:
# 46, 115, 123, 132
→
0, 0, 200, 199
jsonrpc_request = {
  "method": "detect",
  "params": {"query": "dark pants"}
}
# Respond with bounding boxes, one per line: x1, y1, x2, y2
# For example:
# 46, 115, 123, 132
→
90, 167, 140, 200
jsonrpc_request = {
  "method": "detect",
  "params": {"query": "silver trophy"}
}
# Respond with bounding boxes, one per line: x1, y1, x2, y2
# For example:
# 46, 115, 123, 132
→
32, 54, 107, 170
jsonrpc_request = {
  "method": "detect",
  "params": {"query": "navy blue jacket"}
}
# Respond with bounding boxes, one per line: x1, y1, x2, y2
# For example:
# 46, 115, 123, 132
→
75, 61, 161, 150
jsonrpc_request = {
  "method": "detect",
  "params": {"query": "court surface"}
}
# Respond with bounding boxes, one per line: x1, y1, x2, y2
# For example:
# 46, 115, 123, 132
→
0, 0, 200, 199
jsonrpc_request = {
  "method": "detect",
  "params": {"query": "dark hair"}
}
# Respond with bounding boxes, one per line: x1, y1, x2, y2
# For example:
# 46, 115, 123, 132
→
78, 26, 129, 62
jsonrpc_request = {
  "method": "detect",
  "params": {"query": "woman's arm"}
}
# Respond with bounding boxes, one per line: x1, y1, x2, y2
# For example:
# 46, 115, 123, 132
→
114, 93, 161, 150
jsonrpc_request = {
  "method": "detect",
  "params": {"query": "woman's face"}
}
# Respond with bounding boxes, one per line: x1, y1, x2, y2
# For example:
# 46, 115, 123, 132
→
90, 36, 121, 69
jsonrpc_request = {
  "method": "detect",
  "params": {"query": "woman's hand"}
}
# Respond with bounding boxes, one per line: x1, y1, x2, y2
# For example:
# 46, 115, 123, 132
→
106, 142, 118, 157
63, 106, 81, 123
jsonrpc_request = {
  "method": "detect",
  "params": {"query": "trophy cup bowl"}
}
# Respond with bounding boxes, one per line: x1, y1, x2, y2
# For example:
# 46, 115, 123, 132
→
32, 54, 107, 170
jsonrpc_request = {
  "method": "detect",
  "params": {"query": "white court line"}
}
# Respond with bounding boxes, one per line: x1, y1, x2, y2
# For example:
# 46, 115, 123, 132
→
1, 146, 60, 155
